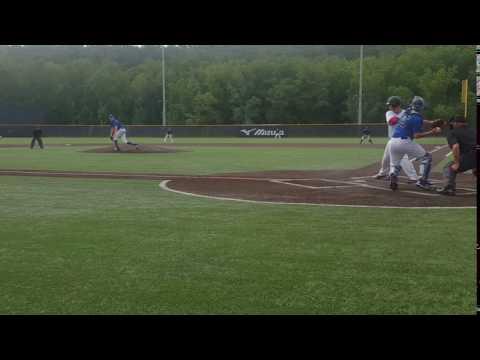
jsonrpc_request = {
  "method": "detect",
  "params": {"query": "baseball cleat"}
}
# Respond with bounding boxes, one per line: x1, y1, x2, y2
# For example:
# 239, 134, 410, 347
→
436, 186, 456, 196
415, 180, 433, 191
390, 175, 398, 191
374, 174, 387, 180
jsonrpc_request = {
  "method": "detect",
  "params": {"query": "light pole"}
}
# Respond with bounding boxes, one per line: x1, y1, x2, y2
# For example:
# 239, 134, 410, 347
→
162, 45, 166, 127
358, 45, 364, 125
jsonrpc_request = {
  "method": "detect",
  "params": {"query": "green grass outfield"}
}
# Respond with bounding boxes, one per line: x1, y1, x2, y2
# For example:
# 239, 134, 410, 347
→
0, 137, 475, 314
0, 137, 448, 174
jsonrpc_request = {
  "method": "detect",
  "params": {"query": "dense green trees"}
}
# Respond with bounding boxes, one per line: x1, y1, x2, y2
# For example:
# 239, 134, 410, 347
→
0, 45, 475, 124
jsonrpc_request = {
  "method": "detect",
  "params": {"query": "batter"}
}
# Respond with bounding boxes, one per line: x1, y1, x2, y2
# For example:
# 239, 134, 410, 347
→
388, 96, 442, 191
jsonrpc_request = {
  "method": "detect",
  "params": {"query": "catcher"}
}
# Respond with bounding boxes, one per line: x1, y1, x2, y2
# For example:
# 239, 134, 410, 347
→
108, 114, 140, 152
436, 115, 477, 195
388, 96, 443, 191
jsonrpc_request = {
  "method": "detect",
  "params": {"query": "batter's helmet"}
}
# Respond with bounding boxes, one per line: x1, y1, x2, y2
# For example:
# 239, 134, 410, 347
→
410, 96, 426, 112
386, 96, 402, 107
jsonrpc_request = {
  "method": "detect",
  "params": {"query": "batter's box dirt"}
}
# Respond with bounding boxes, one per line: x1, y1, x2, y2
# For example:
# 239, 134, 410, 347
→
162, 172, 476, 208
163, 166, 476, 208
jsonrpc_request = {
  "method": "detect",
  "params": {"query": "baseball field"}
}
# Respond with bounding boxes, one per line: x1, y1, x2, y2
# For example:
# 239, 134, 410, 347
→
0, 136, 476, 314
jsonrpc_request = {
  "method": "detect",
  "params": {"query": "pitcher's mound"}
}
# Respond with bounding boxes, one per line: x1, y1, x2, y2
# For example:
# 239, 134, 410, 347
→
85, 144, 184, 154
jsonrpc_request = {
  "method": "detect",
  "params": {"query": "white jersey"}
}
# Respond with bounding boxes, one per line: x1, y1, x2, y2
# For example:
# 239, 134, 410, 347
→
386, 109, 405, 138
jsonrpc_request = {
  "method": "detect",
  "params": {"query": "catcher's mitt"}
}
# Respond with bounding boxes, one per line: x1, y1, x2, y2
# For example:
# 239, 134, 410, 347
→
431, 119, 446, 128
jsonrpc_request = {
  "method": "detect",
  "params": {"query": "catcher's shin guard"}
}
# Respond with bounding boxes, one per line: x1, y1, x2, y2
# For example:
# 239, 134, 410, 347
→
419, 152, 432, 181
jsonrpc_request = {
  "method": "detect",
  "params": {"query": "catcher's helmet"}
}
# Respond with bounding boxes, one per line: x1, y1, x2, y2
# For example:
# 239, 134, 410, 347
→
410, 96, 426, 112
386, 96, 402, 107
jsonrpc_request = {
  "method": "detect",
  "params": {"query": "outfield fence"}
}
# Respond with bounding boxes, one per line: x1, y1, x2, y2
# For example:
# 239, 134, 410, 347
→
0, 124, 390, 138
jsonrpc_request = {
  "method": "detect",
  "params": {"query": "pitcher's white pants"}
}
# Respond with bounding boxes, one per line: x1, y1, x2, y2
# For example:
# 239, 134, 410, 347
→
113, 128, 129, 143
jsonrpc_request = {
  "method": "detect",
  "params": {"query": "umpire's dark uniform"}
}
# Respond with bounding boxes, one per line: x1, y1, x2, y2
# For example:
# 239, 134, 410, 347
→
31, 128, 44, 149
437, 116, 477, 195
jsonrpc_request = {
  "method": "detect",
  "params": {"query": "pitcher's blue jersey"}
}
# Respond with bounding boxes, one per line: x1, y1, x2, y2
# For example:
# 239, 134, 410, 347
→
110, 117, 125, 130
392, 111, 423, 140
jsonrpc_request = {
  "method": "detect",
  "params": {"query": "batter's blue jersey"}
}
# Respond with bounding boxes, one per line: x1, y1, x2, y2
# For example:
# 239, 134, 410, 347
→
392, 112, 423, 140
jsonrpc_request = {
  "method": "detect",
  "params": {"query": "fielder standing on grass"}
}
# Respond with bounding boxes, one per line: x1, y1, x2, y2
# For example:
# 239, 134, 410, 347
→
30, 127, 44, 149
360, 126, 373, 144
164, 127, 174, 143
374, 96, 418, 183
436, 115, 477, 195
388, 96, 443, 191
108, 114, 140, 151
274, 128, 282, 139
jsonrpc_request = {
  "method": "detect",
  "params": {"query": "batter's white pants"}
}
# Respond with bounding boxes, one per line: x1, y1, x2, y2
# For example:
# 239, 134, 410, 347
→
113, 128, 129, 143
388, 138, 427, 175
164, 134, 173, 143
377, 140, 418, 180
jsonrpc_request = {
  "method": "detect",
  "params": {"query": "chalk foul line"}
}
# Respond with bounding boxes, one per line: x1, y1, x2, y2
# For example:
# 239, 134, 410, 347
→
269, 179, 354, 190
158, 180, 475, 209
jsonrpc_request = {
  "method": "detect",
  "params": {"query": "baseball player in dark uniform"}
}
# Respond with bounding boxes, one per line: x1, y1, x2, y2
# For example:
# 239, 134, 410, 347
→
30, 127, 44, 149
164, 127, 174, 143
360, 127, 373, 144
436, 115, 477, 195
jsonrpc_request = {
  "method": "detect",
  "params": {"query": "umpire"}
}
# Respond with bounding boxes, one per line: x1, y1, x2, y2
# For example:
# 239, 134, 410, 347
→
31, 127, 44, 149
437, 115, 477, 195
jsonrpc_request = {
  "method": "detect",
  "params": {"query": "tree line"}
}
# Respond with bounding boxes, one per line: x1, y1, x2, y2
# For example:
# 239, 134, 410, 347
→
0, 45, 475, 125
